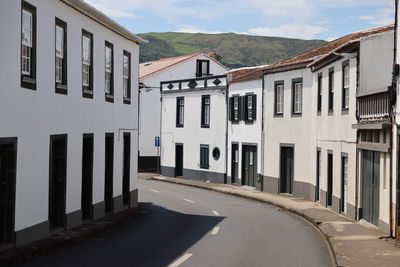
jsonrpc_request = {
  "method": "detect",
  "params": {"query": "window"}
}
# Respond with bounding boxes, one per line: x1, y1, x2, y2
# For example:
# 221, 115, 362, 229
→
292, 79, 302, 114
105, 41, 114, 102
21, 1, 36, 90
55, 18, 67, 94
245, 94, 257, 122
176, 97, 184, 127
328, 68, 334, 112
341, 156, 348, 213
82, 29, 93, 98
212, 147, 220, 160
200, 145, 209, 169
275, 82, 284, 115
201, 95, 210, 128
123, 51, 131, 104
342, 61, 349, 110
229, 96, 241, 122
317, 73, 322, 113
196, 60, 210, 77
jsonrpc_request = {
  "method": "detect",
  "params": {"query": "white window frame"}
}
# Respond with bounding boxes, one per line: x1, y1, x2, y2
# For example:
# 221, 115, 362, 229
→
276, 84, 284, 114
22, 9, 33, 76
233, 97, 239, 121
294, 82, 302, 114
178, 99, 184, 126
105, 45, 112, 95
343, 65, 350, 109
204, 98, 210, 126
123, 54, 130, 99
82, 35, 91, 88
55, 25, 64, 84
247, 95, 253, 120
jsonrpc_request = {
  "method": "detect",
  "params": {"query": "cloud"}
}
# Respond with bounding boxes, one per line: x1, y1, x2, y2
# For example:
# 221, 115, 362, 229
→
176, 25, 223, 34
247, 24, 328, 39
359, 8, 395, 25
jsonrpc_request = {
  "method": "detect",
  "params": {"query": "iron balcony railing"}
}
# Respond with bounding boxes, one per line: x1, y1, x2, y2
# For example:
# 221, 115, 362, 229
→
357, 90, 391, 121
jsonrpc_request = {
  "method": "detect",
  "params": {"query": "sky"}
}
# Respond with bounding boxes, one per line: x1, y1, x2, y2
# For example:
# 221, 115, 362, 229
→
85, 0, 395, 41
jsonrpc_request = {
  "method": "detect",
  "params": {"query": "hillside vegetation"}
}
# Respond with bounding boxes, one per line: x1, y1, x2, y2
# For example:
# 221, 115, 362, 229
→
137, 32, 327, 69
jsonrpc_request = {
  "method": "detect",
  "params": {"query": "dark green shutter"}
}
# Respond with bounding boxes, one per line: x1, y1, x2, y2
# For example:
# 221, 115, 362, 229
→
252, 94, 257, 121
244, 96, 249, 121
238, 96, 244, 121
229, 97, 233, 121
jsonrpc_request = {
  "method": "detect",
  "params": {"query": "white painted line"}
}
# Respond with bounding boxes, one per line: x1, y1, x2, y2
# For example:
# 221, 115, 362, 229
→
212, 210, 220, 216
183, 198, 194, 203
169, 253, 193, 267
211, 226, 220, 235
150, 189, 160, 193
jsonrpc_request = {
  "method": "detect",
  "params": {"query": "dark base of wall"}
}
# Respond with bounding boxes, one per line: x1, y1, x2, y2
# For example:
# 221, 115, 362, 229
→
161, 166, 175, 177
346, 202, 357, 220
320, 190, 327, 207
15, 220, 50, 247
113, 195, 124, 213
293, 180, 315, 201
379, 220, 390, 234
130, 189, 138, 208
332, 195, 341, 213
262, 176, 279, 194
139, 156, 159, 172
182, 168, 225, 184
66, 209, 82, 230
93, 201, 105, 220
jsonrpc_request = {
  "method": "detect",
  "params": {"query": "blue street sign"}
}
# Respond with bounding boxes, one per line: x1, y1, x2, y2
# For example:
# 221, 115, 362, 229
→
155, 136, 160, 147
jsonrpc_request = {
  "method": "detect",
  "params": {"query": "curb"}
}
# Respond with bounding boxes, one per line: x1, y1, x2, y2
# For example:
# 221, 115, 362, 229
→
151, 177, 339, 267
0, 208, 138, 264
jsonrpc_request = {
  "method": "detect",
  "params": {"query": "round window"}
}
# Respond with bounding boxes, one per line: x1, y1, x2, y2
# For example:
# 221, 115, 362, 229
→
212, 147, 220, 160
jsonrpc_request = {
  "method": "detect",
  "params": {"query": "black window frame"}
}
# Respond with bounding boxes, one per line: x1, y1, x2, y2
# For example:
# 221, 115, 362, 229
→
104, 41, 114, 103
55, 17, 67, 95
21, 0, 37, 90
123, 50, 131, 104
200, 144, 209, 169
328, 67, 334, 113
229, 95, 242, 123
317, 73, 322, 114
342, 60, 350, 111
291, 78, 303, 115
196, 60, 210, 77
244, 93, 257, 123
82, 29, 93, 99
176, 97, 184, 128
201, 95, 211, 128
274, 80, 284, 116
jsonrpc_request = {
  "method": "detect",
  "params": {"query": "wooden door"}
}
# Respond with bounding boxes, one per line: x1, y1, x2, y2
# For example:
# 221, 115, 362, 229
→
123, 133, 131, 207
231, 144, 239, 184
175, 144, 183, 177
280, 147, 293, 194
81, 134, 93, 220
0, 141, 16, 245
105, 134, 114, 213
362, 150, 380, 226
327, 153, 333, 206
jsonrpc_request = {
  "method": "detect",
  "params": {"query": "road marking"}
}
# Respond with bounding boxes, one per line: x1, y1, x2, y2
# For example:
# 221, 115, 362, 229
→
169, 253, 193, 267
211, 227, 220, 235
150, 189, 160, 193
183, 198, 194, 203
212, 210, 220, 216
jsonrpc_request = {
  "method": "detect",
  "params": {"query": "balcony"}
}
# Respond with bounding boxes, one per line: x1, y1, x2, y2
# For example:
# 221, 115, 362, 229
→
356, 89, 391, 121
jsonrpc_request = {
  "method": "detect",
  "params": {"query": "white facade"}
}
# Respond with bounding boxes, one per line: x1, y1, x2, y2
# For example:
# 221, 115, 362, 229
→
227, 78, 263, 189
0, 0, 143, 246
160, 76, 228, 183
139, 54, 228, 170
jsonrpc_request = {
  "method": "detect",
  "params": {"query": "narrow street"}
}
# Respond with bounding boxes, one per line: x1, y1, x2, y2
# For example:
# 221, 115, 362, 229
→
13, 175, 334, 267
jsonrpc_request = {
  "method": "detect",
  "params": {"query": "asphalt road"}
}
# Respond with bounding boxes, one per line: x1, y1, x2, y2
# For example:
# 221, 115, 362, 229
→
13, 176, 334, 267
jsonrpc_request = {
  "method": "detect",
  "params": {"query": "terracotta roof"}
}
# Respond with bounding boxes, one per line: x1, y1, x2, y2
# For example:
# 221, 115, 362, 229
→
261, 24, 394, 73
139, 52, 229, 80
227, 66, 266, 83
139, 53, 202, 80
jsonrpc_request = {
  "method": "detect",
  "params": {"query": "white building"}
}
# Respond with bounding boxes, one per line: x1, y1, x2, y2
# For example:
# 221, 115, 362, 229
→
160, 75, 229, 182
0, 0, 145, 247
139, 53, 228, 171
226, 67, 264, 190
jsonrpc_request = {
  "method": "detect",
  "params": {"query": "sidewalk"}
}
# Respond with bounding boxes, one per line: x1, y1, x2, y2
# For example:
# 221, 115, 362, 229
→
152, 175, 400, 267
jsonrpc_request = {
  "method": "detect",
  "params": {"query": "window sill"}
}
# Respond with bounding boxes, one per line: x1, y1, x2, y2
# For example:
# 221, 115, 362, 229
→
328, 110, 334, 116
201, 125, 210, 128
274, 113, 283, 118
245, 120, 255, 125
342, 108, 349, 115
21, 75, 36, 90
176, 125, 184, 128
105, 94, 114, 103
317, 111, 322, 116
291, 113, 302, 117
82, 88, 93, 99
231, 121, 240, 125
55, 84, 68, 95
123, 98, 131, 105
200, 166, 209, 170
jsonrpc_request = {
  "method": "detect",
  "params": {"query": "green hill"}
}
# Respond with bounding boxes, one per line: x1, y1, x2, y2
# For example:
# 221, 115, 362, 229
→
137, 32, 327, 69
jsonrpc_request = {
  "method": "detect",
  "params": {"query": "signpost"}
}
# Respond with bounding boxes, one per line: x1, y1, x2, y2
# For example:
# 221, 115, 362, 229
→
155, 136, 160, 174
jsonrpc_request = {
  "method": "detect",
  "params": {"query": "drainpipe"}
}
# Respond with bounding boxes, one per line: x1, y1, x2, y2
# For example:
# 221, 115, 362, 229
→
224, 78, 230, 184
394, 0, 399, 240
355, 49, 361, 220
261, 72, 266, 191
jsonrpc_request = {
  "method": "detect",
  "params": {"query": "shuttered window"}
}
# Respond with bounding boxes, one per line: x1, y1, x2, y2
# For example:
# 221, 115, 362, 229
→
201, 95, 210, 128
105, 41, 114, 102
275, 83, 284, 114
342, 62, 349, 110
82, 29, 93, 98
328, 68, 334, 111
291, 78, 303, 115
176, 97, 184, 127
123, 50, 131, 104
55, 18, 67, 94
200, 145, 209, 169
21, 1, 36, 90
245, 94, 257, 122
